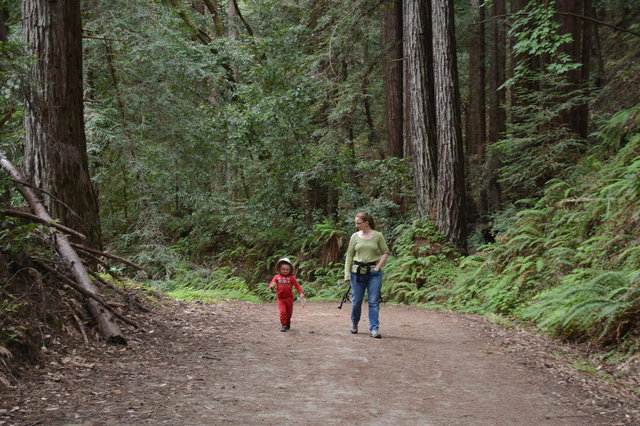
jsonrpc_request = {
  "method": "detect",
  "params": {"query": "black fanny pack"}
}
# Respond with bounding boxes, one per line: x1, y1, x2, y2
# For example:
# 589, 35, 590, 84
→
354, 261, 377, 275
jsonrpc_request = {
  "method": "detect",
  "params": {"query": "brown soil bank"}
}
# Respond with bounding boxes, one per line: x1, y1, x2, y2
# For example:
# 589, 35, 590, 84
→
1, 301, 638, 425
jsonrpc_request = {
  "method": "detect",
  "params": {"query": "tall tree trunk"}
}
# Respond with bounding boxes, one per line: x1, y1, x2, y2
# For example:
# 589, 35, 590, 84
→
592, 6, 605, 89
22, 0, 102, 250
552, 0, 591, 139
466, 0, 486, 165
466, 0, 486, 220
577, 0, 592, 139
383, 0, 404, 158
486, 0, 506, 214
488, 0, 506, 145
403, 0, 437, 218
432, 0, 466, 253
0, 4, 8, 43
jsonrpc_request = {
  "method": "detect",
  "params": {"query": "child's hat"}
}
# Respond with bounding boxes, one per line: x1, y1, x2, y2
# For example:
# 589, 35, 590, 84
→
275, 257, 294, 272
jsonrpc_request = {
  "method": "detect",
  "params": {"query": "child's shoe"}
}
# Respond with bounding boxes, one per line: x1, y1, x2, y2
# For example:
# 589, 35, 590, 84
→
350, 322, 358, 334
280, 325, 288, 332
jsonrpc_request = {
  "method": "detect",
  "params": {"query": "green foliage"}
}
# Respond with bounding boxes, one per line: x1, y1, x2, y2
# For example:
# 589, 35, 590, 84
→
152, 264, 262, 303
496, 1, 591, 200
453, 104, 640, 346
520, 270, 640, 343
79, 0, 410, 283
381, 218, 460, 305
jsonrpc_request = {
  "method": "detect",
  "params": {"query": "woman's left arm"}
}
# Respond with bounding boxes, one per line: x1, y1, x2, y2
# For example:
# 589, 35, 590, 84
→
374, 233, 391, 271
374, 253, 388, 271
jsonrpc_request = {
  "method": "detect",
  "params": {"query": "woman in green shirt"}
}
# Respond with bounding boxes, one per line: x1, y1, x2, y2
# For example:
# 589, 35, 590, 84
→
344, 212, 390, 338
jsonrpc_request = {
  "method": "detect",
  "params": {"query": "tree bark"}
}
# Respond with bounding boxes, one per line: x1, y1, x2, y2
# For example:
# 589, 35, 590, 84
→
0, 155, 126, 345
486, 0, 506, 214
383, 0, 404, 158
403, 0, 438, 218
432, 0, 466, 253
467, 0, 486, 165
22, 0, 103, 250
488, 0, 506, 145
169, 0, 212, 44
554, 0, 591, 139
0, 4, 8, 43
202, 0, 225, 37
466, 0, 487, 220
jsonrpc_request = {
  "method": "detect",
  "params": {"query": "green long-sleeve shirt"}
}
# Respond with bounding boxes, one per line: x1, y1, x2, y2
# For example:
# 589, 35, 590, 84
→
344, 231, 391, 280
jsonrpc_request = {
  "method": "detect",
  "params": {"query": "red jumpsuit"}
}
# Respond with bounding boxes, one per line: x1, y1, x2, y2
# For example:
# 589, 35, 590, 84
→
269, 274, 303, 326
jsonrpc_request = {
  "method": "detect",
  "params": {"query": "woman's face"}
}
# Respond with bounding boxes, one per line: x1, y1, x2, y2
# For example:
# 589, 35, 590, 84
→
354, 217, 367, 229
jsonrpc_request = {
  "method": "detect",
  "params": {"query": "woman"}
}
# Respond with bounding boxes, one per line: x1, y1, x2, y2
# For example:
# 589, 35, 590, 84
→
344, 212, 390, 338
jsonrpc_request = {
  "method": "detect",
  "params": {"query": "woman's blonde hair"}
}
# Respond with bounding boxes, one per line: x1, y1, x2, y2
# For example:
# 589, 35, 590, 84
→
355, 212, 376, 230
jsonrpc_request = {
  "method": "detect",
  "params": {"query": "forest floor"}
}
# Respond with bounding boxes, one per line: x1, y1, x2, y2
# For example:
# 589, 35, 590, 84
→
1, 299, 639, 425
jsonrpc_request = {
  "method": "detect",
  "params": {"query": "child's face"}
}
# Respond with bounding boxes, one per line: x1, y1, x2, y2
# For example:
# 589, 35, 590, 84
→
279, 264, 291, 276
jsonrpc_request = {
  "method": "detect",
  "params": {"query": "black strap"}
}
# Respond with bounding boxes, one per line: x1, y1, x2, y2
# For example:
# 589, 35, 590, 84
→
354, 261, 377, 275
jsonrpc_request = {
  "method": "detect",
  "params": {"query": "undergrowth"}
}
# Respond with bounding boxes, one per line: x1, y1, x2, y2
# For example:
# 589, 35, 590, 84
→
150, 264, 264, 303
450, 103, 640, 351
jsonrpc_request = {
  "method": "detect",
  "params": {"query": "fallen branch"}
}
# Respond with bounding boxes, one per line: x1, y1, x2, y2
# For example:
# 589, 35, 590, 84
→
87, 269, 121, 292
36, 260, 140, 333
71, 311, 90, 345
0, 154, 127, 344
70, 242, 145, 271
1, 208, 87, 240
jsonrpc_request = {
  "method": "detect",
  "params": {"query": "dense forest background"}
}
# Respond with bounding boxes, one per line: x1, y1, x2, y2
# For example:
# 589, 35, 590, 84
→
1, 0, 640, 364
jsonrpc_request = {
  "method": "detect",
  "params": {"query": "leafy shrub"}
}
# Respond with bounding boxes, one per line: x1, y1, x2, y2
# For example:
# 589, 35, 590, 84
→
452, 104, 640, 346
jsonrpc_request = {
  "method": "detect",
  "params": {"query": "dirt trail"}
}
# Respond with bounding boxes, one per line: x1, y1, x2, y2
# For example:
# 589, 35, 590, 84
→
1, 300, 637, 425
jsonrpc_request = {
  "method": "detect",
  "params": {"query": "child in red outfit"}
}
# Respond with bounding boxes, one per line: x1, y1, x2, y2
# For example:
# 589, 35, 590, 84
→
269, 258, 304, 332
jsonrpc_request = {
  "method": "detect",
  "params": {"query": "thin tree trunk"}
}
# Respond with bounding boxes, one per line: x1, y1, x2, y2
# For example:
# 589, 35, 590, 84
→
169, 0, 211, 44
403, 0, 438, 218
383, 0, 404, 158
228, 0, 240, 42
432, 0, 466, 253
202, 0, 225, 37
22, 0, 103, 250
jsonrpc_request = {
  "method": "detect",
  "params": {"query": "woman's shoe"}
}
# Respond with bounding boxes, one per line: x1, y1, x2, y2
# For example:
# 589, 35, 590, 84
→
369, 329, 381, 338
350, 322, 358, 334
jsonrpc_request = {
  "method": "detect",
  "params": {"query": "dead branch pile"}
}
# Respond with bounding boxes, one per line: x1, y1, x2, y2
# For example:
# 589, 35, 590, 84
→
0, 154, 148, 355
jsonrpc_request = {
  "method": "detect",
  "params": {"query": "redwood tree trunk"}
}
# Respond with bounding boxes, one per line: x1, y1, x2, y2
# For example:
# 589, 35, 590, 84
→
466, 0, 486, 164
22, 0, 102, 249
486, 0, 506, 213
547, 0, 591, 139
0, 4, 8, 43
488, 0, 506, 144
466, 0, 487, 219
403, 0, 438, 218
432, 0, 466, 253
383, 0, 404, 158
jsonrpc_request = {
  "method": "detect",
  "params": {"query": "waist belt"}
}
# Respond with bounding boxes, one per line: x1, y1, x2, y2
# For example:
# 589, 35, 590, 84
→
354, 261, 377, 275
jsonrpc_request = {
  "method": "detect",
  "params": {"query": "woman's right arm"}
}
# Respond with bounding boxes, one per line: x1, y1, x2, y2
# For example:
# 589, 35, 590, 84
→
344, 234, 356, 281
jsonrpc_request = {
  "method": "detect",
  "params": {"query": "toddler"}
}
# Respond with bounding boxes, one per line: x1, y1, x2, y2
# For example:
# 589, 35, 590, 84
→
269, 258, 304, 332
